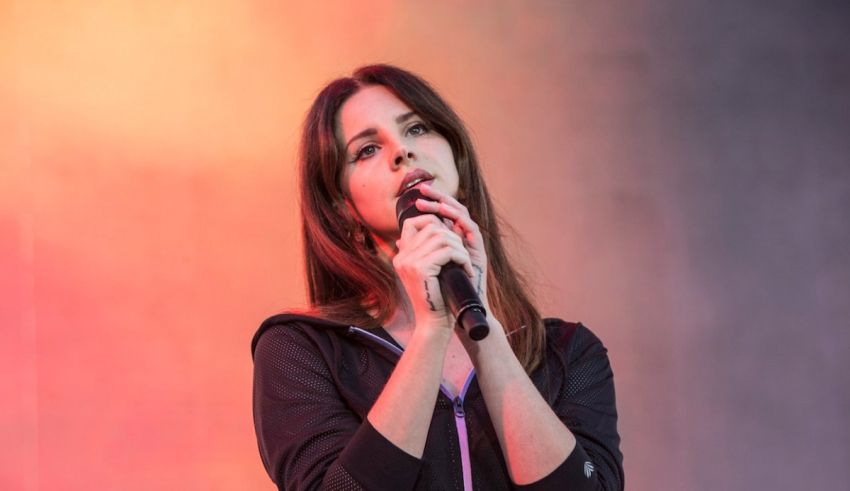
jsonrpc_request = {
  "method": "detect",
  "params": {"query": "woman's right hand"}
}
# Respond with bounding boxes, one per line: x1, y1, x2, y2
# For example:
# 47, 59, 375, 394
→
392, 206, 475, 331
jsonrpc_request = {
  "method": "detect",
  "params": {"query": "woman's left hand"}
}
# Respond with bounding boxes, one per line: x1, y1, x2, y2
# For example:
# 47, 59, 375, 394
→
414, 184, 490, 313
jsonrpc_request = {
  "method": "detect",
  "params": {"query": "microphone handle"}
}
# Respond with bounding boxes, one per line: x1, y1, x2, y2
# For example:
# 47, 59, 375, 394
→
437, 258, 490, 341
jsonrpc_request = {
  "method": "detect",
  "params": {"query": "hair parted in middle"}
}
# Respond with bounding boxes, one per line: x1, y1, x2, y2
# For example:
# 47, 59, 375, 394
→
297, 64, 546, 372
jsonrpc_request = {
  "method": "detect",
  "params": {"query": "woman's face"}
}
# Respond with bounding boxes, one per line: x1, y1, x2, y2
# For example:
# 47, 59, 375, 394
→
337, 85, 459, 244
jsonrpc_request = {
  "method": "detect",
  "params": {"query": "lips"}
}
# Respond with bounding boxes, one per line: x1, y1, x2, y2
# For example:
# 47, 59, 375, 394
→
397, 169, 435, 197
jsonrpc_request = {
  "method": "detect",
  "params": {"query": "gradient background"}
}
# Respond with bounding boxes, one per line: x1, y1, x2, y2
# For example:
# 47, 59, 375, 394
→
2, 1, 849, 490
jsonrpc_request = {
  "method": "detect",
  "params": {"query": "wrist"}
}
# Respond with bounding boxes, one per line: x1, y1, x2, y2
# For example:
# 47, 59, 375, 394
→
411, 319, 454, 346
462, 316, 514, 363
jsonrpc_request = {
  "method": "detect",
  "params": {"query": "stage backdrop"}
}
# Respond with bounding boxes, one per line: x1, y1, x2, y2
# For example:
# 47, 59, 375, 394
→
2, 1, 849, 490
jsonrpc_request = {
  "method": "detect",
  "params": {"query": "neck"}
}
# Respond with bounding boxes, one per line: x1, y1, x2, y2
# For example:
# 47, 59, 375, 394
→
384, 277, 417, 335
363, 234, 413, 332
370, 232, 398, 265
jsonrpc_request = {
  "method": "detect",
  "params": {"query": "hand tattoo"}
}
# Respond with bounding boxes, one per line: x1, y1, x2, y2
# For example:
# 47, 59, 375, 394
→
424, 280, 437, 311
472, 265, 484, 295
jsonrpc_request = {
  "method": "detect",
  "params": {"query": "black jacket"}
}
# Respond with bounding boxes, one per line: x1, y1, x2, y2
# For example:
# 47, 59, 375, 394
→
251, 314, 624, 490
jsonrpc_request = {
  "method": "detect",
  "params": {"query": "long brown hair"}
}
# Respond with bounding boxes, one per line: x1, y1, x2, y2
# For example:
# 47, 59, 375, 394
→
298, 64, 546, 372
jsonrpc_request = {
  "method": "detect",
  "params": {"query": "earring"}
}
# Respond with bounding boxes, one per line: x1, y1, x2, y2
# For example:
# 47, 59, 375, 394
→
352, 224, 364, 244
347, 221, 367, 245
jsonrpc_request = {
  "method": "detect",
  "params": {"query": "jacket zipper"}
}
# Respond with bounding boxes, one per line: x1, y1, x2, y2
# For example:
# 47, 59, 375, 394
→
453, 373, 476, 491
348, 326, 476, 491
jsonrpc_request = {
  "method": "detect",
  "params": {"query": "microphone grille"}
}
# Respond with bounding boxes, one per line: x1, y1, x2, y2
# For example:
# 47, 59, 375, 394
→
396, 188, 426, 227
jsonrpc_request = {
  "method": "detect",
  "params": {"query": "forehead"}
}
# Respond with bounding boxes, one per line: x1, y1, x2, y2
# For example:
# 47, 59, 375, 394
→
336, 85, 413, 138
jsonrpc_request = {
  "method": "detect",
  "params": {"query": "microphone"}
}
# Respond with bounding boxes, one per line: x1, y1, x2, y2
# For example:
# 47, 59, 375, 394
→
396, 188, 490, 340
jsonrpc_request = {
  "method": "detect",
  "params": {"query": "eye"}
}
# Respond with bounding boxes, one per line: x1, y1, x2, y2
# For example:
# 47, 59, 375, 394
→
352, 144, 379, 162
407, 122, 429, 136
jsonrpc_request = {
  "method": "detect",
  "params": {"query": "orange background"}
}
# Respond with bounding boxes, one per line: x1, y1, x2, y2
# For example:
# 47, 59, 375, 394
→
3, 2, 849, 490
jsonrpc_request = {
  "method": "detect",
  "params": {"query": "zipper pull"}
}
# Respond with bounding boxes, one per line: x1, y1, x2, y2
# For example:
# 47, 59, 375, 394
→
453, 396, 465, 417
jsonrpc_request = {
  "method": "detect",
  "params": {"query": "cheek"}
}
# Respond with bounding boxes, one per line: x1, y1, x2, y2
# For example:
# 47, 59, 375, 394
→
436, 142, 458, 175
433, 139, 455, 163
349, 169, 377, 194
347, 169, 390, 211
345, 167, 370, 192
346, 173, 367, 206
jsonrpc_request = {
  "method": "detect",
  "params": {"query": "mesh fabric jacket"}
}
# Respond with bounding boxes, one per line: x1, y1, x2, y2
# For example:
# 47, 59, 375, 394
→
251, 314, 624, 490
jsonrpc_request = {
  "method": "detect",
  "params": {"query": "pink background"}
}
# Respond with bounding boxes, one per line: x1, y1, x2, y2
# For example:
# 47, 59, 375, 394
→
3, 2, 849, 490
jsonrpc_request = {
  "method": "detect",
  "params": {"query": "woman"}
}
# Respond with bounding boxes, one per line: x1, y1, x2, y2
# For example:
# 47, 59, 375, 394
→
252, 64, 624, 490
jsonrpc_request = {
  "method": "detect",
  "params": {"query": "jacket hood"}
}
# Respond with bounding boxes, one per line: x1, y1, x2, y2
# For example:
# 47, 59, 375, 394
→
251, 312, 356, 359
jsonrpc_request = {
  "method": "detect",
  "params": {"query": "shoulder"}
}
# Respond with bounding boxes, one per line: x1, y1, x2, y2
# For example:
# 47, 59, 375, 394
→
542, 317, 610, 360
250, 311, 352, 360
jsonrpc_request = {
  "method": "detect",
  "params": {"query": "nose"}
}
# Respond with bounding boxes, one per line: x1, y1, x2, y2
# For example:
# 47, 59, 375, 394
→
393, 146, 415, 167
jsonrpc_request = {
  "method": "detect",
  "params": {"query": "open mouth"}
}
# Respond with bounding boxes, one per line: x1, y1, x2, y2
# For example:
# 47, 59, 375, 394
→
400, 177, 433, 193
397, 168, 435, 196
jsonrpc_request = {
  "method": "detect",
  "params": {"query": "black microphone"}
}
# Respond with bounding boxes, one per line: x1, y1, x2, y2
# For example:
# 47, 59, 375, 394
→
396, 188, 490, 340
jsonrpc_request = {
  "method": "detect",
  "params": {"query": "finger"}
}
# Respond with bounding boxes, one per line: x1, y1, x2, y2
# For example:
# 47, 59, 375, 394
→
398, 217, 417, 247
414, 199, 462, 237
402, 212, 447, 232
403, 228, 467, 263
414, 198, 469, 229
397, 229, 461, 269
413, 199, 460, 231
420, 245, 474, 277
409, 221, 459, 249
426, 233, 473, 277
398, 239, 476, 290
416, 198, 480, 244
412, 228, 466, 257
418, 185, 469, 215
414, 195, 473, 229
400, 208, 455, 247
399, 214, 439, 253
399, 214, 444, 246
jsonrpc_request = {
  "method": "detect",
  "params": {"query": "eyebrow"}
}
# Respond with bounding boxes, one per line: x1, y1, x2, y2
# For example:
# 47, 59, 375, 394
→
345, 111, 418, 151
